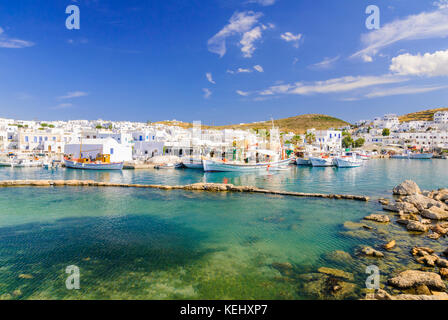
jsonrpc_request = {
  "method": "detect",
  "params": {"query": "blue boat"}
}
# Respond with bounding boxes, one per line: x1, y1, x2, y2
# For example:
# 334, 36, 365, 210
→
64, 159, 124, 170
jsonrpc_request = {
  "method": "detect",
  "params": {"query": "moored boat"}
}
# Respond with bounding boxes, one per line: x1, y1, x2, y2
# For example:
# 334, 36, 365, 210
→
335, 155, 363, 168
309, 156, 334, 167
181, 157, 203, 169
390, 154, 410, 159
296, 158, 311, 166
203, 158, 292, 172
409, 153, 433, 159
64, 159, 124, 170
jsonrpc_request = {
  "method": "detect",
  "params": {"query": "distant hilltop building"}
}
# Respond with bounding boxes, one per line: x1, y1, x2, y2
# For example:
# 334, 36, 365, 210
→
434, 111, 448, 124
353, 111, 448, 150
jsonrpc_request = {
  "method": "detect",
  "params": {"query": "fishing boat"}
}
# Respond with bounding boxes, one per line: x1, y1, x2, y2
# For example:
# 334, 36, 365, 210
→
390, 154, 410, 159
181, 157, 203, 169
203, 158, 292, 172
409, 153, 433, 159
154, 163, 182, 169
13, 158, 43, 167
296, 158, 311, 166
64, 158, 124, 170
309, 155, 335, 167
335, 154, 363, 168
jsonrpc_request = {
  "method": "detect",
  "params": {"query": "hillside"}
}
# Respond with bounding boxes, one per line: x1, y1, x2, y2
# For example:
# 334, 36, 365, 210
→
154, 114, 349, 134
399, 107, 448, 122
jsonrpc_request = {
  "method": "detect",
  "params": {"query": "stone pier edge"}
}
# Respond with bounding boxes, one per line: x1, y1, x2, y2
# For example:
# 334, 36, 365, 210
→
0, 180, 370, 202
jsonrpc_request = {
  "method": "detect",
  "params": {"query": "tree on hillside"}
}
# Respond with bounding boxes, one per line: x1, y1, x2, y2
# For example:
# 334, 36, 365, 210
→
382, 128, 390, 136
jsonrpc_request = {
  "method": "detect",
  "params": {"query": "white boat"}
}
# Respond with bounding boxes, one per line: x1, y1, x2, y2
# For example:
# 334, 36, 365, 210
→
390, 154, 410, 159
64, 159, 124, 170
181, 157, 203, 169
335, 155, 363, 168
410, 153, 433, 159
203, 158, 292, 172
309, 156, 335, 167
0, 161, 14, 167
13, 159, 43, 167
296, 158, 311, 166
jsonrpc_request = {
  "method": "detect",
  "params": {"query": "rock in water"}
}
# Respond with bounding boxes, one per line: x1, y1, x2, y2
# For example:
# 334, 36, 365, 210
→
388, 270, 446, 291
361, 246, 384, 257
382, 202, 419, 214
383, 240, 396, 250
406, 221, 428, 233
363, 214, 390, 223
393, 180, 421, 196
317, 267, 354, 281
421, 207, 448, 220
440, 268, 448, 279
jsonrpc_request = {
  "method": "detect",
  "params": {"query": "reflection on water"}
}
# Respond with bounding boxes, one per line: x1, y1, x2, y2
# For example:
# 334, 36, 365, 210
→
0, 159, 446, 299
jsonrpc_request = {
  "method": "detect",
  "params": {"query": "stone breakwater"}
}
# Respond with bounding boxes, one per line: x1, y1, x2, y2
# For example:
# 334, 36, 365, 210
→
0, 180, 370, 201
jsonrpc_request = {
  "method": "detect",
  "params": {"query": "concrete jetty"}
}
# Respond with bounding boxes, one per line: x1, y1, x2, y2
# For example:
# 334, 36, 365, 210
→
0, 180, 370, 201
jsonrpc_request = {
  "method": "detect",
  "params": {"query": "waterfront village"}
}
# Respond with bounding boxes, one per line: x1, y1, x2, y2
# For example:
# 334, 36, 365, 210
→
0, 110, 448, 168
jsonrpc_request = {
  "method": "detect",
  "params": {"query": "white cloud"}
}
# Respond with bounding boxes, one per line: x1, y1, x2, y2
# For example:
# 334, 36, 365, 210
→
207, 11, 263, 58
203, 88, 212, 99
280, 32, 302, 48
0, 27, 34, 49
206, 72, 216, 84
58, 91, 88, 100
253, 65, 264, 72
236, 90, 250, 96
365, 84, 448, 98
434, 0, 448, 9
389, 49, 448, 77
258, 75, 407, 96
248, 0, 276, 6
352, 7, 448, 61
310, 56, 340, 69
240, 26, 262, 58
52, 103, 73, 110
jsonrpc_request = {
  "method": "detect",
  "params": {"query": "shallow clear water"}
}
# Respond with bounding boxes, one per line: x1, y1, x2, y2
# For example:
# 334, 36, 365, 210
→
0, 159, 446, 299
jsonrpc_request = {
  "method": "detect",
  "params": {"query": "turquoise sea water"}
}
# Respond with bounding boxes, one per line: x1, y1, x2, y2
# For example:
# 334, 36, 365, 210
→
0, 159, 446, 299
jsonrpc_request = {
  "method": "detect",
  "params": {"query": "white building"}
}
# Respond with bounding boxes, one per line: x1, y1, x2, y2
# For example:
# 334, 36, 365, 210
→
434, 111, 448, 124
64, 138, 133, 162
307, 129, 342, 152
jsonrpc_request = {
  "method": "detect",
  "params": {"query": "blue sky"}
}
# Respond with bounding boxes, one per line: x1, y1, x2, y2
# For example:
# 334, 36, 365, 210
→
1, 0, 448, 124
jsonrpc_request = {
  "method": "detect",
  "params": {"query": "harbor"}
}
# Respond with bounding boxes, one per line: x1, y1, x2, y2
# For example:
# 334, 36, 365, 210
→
0, 159, 446, 299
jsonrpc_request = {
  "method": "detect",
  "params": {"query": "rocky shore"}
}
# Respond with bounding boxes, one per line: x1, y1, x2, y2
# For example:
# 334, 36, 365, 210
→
270, 180, 448, 300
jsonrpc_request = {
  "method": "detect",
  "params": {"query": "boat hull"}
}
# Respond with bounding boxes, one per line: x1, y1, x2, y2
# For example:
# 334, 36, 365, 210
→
309, 157, 334, 167
335, 157, 362, 168
296, 158, 311, 166
64, 160, 124, 170
182, 159, 203, 169
410, 153, 433, 159
390, 155, 410, 159
203, 158, 292, 172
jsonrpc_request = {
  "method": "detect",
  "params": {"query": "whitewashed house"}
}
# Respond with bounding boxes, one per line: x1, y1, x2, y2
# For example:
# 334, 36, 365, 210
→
64, 137, 132, 162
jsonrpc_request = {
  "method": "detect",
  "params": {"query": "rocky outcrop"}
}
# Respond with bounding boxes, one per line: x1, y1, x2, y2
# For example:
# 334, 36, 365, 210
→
406, 221, 428, 232
365, 289, 448, 300
388, 270, 446, 291
393, 180, 421, 196
363, 214, 390, 223
360, 246, 384, 258
421, 206, 448, 220
383, 240, 396, 250
383, 202, 419, 214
